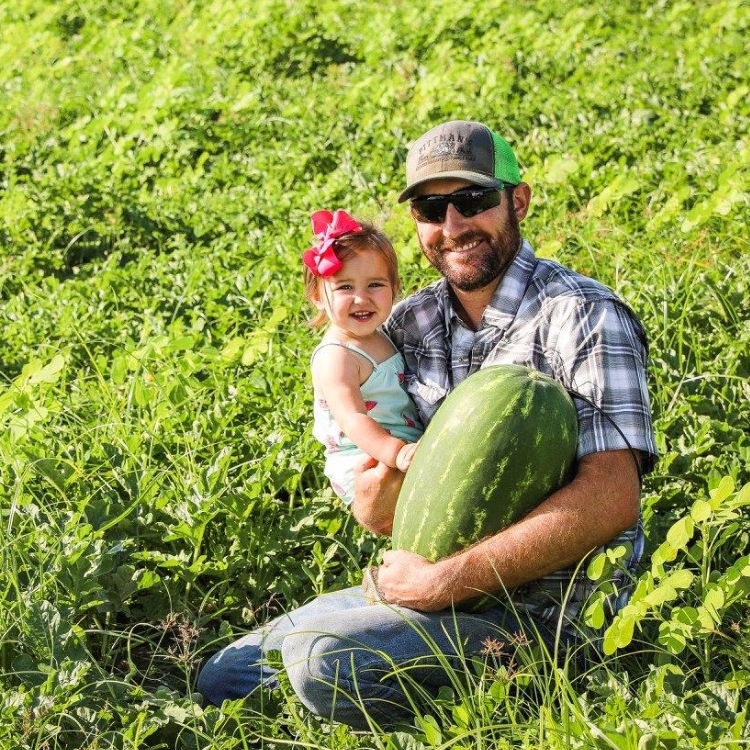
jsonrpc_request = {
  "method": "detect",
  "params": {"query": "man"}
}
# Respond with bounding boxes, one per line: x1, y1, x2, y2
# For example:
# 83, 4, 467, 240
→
197, 120, 656, 729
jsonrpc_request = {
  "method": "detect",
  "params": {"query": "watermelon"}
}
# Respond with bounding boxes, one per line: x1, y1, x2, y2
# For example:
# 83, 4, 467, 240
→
391, 365, 578, 593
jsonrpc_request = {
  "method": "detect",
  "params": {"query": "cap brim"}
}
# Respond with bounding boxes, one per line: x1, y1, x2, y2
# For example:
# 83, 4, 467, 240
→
397, 171, 503, 203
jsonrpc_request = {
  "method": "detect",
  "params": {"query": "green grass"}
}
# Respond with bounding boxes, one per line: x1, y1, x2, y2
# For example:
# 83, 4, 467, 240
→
1, 0, 748, 747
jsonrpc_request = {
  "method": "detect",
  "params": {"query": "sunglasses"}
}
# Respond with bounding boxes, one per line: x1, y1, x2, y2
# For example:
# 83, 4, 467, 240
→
410, 185, 512, 224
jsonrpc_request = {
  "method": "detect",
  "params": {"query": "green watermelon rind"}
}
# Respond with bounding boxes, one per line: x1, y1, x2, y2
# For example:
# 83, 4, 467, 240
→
391, 365, 578, 607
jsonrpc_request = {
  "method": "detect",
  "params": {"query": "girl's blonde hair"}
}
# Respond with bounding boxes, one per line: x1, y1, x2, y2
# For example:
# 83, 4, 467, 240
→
303, 222, 402, 328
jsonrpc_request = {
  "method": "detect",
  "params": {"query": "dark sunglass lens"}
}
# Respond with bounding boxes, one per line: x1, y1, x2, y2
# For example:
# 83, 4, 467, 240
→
453, 189, 501, 217
410, 197, 448, 223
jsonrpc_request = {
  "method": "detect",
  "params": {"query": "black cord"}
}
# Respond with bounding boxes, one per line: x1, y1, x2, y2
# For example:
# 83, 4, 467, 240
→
566, 389, 643, 486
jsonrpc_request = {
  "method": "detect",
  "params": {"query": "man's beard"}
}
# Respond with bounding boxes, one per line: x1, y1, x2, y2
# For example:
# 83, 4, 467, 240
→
420, 202, 522, 292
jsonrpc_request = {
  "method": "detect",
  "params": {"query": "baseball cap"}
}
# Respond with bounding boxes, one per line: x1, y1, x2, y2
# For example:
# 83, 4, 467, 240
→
398, 120, 522, 203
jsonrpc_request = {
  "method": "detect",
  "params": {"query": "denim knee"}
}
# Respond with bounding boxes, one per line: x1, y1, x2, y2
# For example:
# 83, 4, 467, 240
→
281, 630, 412, 729
196, 654, 226, 705
282, 632, 346, 716
196, 641, 279, 706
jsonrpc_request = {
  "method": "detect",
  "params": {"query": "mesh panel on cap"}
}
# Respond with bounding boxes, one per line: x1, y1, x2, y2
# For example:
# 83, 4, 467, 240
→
491, 131, 522, 184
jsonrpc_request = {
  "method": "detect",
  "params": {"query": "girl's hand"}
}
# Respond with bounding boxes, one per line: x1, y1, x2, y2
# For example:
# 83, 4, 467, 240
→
395, 441, 419, 472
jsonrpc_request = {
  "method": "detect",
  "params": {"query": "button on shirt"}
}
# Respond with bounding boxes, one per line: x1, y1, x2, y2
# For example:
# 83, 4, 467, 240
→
448, 315, 477, 386
386, 240, 657, 636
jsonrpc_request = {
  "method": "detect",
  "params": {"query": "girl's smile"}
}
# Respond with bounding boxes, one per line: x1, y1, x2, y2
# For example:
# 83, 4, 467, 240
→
314, 249, 395, 343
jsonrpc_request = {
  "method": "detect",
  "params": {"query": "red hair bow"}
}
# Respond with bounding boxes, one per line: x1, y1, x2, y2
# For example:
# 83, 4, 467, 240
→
302, 209, 362, 277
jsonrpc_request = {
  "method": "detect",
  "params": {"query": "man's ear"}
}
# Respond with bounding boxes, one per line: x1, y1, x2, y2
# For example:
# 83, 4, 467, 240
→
512, 182, 532, 222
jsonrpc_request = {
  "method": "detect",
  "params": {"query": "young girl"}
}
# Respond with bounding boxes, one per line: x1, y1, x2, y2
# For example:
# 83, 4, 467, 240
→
303, 209, 423, 504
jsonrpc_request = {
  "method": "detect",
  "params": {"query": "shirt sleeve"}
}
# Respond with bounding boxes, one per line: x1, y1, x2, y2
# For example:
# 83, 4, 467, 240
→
553, 298, 657, 473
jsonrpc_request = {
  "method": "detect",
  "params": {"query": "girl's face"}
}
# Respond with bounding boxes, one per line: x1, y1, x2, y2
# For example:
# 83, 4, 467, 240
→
314, 249, 395, 341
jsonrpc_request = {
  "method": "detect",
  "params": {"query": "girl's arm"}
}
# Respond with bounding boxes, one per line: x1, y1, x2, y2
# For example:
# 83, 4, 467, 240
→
312, 345, 410, 468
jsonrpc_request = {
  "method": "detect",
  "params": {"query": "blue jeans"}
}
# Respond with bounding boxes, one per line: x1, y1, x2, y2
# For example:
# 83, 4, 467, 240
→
197, 586, 568, 729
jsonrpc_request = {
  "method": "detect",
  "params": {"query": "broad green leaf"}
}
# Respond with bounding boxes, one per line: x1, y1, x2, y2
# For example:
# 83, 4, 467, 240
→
630, 576, 652, 605
415, 715, 442, 746
584, 595, 606, 629
27, 354, 67, 386
15, 355, 67, 393
700, 586, 725, 624
606, 545, 627, 563
601, 624, 617, 655
28, 457, 74, 493
730, 705, 748, 741
265, 305, 289, 329
690, 499, 712, 523
451, 702, 470, 728
17, 359, 44, 385
111, 356, 128, 386
652, 663, 685, 696
489, 680, 508, 703
674, 607, 699, 626
133, 378, 150, 407
164, 335, 197, 352
221, 337, 245, 361
725, 556, 750, 585
663, 569, 694, 590
651, 541, 676, 568
658, 622, 687, 654
163, 703, 189, 722
134, 570, 162, 590
242, 331, 270, 365
697, 607, 715, 631
0, 388, 17, 415
709, 476, 735, 508
587, 553, 607, 581
10, 404, 51, 440
643, 584, 678, 607
604, 613, 636, 654
736, 482, 750, 507
666, 517, 694, 551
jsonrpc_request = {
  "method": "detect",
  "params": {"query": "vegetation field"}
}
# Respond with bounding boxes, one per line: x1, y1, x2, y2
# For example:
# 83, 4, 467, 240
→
1, 0, 748, 747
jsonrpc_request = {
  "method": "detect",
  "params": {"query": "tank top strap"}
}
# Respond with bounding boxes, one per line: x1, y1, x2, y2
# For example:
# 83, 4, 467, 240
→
311, 340, 380, 368
379, 330, 398, 351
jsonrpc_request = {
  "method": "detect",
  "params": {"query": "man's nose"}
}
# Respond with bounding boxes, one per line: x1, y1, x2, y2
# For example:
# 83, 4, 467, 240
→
441, 202, 469, 238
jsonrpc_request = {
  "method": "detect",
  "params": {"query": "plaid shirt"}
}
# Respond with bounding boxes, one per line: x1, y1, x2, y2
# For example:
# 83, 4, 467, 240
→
386, 240, 657, 636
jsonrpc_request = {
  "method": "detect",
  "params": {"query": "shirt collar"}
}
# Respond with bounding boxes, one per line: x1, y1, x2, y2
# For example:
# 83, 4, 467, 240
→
442, 239, 538, 334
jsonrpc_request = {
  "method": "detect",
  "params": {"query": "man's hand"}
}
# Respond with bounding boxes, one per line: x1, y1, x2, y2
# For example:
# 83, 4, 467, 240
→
351, 458, 404, 535
375, 550, 453, 611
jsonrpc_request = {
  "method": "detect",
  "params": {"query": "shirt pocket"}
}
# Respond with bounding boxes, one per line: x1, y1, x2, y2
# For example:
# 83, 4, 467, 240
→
405, 376, 447, 422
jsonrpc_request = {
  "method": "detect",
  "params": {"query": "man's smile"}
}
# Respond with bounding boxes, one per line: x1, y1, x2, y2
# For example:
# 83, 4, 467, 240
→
446, 238, 483, 253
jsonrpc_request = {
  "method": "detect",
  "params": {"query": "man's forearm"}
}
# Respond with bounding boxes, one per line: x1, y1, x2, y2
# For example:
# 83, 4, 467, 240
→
438, 450, 640, 604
